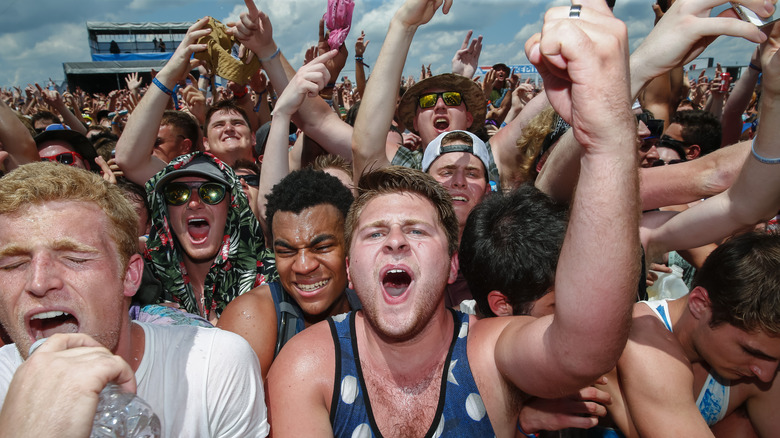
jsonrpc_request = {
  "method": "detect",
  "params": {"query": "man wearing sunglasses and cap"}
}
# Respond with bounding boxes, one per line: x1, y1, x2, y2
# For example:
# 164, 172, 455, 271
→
144, 152, 274, 324
34, 123, 99, 172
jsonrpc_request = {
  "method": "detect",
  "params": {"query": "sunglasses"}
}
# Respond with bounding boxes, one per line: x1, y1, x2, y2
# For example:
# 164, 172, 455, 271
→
41, 151, 83, 166
237, 173, 259, 187
164, 181, 227, 206
659, 135, 690, 149
418, 91, 462, 109
651, 159, 684, 167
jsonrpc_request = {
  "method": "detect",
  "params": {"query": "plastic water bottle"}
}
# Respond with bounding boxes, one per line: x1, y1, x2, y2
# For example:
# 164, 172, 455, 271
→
29, 339, 161, 438
647, 265, 689, 300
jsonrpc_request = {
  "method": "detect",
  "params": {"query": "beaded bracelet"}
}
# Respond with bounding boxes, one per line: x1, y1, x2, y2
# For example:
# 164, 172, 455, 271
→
751, 138, 780, 164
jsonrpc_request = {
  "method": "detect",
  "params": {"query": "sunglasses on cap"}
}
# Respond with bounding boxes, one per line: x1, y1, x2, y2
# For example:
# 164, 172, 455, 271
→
237, 173, 259, 187
418, 91, 462, 109
163, 181, 227, 206
40, 151, 83, 166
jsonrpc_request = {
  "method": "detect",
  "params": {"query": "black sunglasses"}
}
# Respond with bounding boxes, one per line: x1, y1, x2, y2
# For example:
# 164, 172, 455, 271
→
651, 159, 684, 167
237, 173, 259, 187
659, 135, 690, 149
418, 91, 463, 109
164, 181, 227, 206
41, 151, 83, 166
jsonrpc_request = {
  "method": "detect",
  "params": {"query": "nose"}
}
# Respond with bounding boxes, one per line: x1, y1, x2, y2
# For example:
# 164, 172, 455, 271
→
187, 188, 204, 209
433, 95, 448, 111
646, 145, 659, 161
25, 253, 63, 297
384, 226, 409, 254
292, 250, 318, 275
750, 361, 778, 383
450, 170, 467, 188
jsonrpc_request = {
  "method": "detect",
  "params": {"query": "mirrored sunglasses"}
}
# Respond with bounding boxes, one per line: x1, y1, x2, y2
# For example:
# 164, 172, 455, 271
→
164, 181, 227, 206
418, 91, 463, 109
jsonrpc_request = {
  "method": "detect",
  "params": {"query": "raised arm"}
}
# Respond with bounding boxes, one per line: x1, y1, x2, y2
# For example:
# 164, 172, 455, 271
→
643, 23, 780, 257
497, 0, 640, 397
229, 0, 354, 160
721, 47, 761, 146
256, 51, 337, 236
352, 0, 453, 187
0, 100, 38, 171
115, 18, 210, 184
537, 0, 772, 204
354, 31, 369, 96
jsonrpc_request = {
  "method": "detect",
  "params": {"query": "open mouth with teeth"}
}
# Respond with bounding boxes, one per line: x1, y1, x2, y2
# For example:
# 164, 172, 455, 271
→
451, 195, 468, 203
295, 279, 330, 294
29, 311, 79, 340
188, 218, 211, 243
434, 118, 450, 131
383, 269, 412, 298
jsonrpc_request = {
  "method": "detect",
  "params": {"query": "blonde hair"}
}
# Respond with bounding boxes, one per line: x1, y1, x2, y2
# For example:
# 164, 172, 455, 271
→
0, 163, 139, 269
513, 107, 556, 187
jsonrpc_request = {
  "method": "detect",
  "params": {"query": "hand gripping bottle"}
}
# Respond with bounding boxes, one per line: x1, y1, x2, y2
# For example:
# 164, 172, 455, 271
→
29, 338, 161, 438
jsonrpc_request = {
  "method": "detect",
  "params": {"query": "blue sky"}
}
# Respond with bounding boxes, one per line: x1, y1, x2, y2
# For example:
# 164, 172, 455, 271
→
0, 0, 759, 88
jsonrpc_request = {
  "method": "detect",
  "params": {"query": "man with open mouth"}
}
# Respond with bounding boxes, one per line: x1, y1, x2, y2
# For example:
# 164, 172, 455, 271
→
145, 151, 274, 324
0, 163, 269, 436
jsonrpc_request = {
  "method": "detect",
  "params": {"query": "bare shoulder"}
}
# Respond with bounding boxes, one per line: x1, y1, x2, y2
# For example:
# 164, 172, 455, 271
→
267, 319, 337, 435
218, 284, 276, 327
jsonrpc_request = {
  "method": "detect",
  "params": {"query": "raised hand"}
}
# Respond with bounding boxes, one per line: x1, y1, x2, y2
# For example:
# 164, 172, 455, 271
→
227, 0, 278, 60
451, 30, 483, 78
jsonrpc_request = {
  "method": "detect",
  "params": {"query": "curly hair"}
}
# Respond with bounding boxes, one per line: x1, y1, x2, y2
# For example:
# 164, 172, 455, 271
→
265, 168, 354, 241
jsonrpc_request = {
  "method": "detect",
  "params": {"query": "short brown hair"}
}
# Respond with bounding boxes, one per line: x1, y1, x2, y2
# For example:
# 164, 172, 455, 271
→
694, 231, 780, 334
205, 100, 251, 136
345, 166, 458, 257
0, 163, 139, 271
162, 110, 201, 150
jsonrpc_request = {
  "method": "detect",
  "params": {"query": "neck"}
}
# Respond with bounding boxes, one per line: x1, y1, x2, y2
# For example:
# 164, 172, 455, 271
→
356, 307, 453, 385
668, 295, 702, 363
115, 316, 145, 373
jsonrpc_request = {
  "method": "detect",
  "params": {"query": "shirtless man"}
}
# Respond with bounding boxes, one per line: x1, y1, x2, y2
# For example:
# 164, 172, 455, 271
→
601, 231, 780, 437
266, 0, 641, 434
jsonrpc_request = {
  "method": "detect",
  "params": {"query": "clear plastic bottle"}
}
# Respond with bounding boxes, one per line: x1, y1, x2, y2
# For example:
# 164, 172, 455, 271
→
28, 339, 161, 438
647, 265, 689, 300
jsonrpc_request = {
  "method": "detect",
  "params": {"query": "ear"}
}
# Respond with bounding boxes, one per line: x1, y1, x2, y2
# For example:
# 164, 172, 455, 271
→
202, 137, 211, 151
466, 111, 474, 128
487, 291, 513, 317
346, 256, 354, 290
447, 252, 460, 284
687, 286, 712, 321
686, 144, 701, 160
123, 253, 145, 298
179, 138, 193, 155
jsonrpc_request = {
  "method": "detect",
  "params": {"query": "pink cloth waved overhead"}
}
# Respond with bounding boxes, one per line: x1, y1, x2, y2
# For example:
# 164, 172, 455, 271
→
324, 0, 355, 50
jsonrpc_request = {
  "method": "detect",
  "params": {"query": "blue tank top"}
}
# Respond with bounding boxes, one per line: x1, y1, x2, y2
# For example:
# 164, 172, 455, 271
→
328, 309, 495, 437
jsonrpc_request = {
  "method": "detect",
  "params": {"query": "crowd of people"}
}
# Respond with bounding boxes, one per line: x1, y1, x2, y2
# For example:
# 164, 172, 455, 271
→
0, 0, 779, 436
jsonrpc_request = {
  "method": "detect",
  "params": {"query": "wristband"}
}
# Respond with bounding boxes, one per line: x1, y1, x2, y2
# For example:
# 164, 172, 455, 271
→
516, 421, 539, 438
355, 56, 370, 68
751, 138, 780, 164
152, 77, 181, 110
259, 47, 281, 63
749, 63, 762, 72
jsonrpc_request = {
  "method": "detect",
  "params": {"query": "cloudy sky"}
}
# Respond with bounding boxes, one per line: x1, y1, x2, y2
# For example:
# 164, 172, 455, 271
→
0, 0, 759, 88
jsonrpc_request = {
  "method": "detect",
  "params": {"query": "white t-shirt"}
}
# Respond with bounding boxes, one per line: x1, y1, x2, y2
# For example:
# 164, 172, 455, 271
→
0, 322, 269, 437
